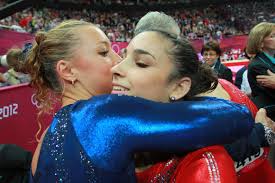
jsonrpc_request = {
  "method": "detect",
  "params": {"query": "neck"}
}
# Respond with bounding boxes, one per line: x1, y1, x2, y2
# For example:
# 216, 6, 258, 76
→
263, 49, 275, 57
62, 95, 78, 107
211, 58, 219, 67
196, 83, 230, 100
61, 82, 93, 107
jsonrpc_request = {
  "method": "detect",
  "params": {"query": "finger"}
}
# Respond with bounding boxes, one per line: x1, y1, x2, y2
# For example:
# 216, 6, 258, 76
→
256, 78, 266, 82
261, 83, 271, 88
256, 75, 268, 79
257, 80, 267, 86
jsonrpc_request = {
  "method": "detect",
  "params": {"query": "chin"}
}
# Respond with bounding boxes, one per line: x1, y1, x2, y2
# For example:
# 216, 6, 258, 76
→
101, 88, 113, 95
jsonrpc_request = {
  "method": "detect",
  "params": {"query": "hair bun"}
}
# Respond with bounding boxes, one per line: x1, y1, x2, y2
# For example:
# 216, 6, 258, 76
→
35, 32, 46, 45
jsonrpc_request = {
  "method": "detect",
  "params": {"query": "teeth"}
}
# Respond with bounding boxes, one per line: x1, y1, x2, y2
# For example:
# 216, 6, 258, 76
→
113, 86, 128, 91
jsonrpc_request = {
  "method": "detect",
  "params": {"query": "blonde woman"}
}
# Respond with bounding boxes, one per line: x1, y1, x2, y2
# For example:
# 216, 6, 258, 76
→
247, 22, 275, 119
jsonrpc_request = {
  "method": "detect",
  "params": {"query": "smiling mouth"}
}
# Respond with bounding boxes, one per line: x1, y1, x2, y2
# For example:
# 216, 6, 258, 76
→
111, 85, 129, 94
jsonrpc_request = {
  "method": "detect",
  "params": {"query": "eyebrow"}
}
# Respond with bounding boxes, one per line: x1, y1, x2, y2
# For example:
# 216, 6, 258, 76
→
133, 49, 156, 60
97, 41, 110, 47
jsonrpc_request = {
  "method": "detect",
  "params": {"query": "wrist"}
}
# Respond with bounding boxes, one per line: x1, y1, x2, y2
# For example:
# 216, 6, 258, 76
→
264, 125, 275, 145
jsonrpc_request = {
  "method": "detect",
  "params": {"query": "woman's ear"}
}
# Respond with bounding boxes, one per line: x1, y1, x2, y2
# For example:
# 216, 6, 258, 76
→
169, 77, 191, 100
56, 60, 77, 82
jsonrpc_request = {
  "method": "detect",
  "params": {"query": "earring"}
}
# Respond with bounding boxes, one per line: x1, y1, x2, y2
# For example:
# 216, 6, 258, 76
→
170, 96, 176, 101
71, 79, 75, 85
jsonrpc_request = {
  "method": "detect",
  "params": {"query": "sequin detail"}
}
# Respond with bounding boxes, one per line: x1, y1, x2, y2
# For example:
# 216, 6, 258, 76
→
202, 152, 221, 183
45, 108, 70, 182
264, 126, 275, 145
80, 150, 97, 183
150, 158, 178, 183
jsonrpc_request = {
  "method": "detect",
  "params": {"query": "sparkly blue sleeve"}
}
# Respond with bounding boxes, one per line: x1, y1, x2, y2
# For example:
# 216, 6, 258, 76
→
71, 95, 254, 171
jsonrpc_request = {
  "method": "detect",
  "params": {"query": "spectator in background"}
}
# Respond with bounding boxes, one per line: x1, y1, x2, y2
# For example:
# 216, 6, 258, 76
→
201, 41, 233, 83
247, 22, 275, 170
247, 22, 275, 120
1, 0, 274, 42
0, 47, 30, 87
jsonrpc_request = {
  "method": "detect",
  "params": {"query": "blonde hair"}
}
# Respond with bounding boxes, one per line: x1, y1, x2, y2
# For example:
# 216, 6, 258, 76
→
24, 20, 93, 140
246, 22, 275, 55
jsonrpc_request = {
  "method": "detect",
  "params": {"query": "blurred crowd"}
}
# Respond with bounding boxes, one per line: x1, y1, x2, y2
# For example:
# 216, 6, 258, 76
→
0, 0, 274, 87
0, 0, 274, 42
0, 44, 31, 87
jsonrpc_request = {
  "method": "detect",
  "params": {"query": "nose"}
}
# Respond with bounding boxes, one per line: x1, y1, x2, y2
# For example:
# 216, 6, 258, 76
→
111, 58, 126, 79
111, 50, 122, 66
204, 54, 210, 59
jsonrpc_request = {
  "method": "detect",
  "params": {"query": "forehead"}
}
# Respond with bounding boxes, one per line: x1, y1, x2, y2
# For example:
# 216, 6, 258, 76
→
128, 32, 170, 55
77, 26, 110, 46
204, 50, 217, 53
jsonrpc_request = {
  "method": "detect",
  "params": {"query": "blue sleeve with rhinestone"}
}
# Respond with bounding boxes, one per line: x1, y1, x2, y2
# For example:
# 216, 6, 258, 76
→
71, 94, 254, 171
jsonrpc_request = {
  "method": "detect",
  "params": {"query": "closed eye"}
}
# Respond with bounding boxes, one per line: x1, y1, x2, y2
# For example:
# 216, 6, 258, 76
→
99, 51, 109, 57
136, 62, 148, 68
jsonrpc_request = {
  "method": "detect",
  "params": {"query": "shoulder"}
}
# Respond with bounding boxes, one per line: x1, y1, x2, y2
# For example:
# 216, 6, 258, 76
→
173, 146, 237, 183
248, 60, 264, 69
249, 54, 269, 69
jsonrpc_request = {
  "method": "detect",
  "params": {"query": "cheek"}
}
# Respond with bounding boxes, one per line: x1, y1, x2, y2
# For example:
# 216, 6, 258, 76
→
130, 71, 168, 99
270, 40, 275, 46
92, 62, 113, 85
88, 63, 113, 94
77, 59, 113, 85
83, 59, 113, 77
211, 56, 218, 62
263, 39, 275, 47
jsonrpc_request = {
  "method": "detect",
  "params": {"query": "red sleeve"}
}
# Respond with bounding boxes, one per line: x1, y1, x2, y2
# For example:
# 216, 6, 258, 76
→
173, 145, 237, 183
136, 162, 166, 183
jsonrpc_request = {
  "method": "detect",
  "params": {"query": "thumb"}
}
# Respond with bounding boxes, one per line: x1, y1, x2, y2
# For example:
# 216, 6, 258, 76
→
259, 108, 267, 114
255, 108, 267, 123
267, 70, 274, 76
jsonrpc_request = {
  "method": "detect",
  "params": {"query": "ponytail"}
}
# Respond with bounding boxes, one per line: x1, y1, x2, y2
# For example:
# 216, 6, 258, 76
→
24, 20, 92, 141
187, 62, 218, 98
164, 35, 218, 99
